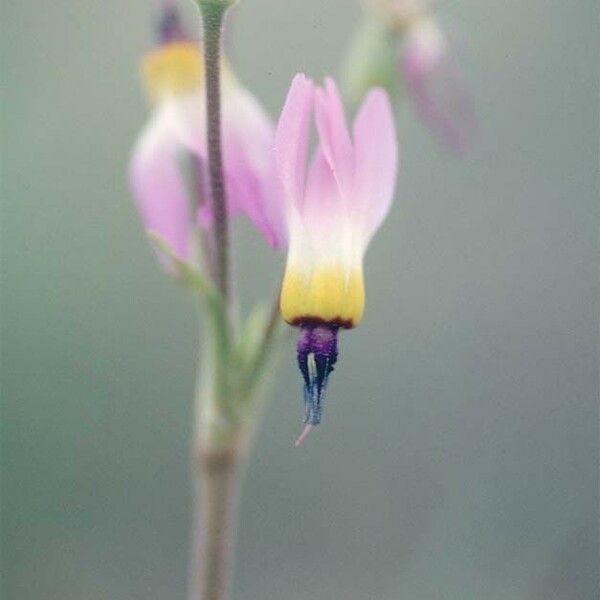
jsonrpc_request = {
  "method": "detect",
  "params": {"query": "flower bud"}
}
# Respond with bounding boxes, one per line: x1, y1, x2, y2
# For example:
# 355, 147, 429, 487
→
341, 13, 397, 106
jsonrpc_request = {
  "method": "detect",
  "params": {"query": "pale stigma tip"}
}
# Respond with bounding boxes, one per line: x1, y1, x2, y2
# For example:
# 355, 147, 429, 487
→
294, 424, 314, 448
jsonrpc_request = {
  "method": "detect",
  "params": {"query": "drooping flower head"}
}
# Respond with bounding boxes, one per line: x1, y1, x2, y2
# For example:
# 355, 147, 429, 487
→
275, 75, 398, 443
129, 4, 285, 271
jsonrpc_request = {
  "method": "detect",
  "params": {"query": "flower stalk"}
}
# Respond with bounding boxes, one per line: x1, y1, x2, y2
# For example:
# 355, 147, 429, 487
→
188, 2, 246, 599
188, 446, 243, 600
185, 6, 286, 595
188, 294, 282, 600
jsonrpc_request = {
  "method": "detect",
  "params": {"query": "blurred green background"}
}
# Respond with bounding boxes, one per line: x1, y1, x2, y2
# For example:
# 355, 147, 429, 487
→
2, 0, 598, 598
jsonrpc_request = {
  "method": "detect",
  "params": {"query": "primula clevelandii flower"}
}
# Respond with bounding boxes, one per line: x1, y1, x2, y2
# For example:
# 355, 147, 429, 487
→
129, 6, 285, 270
275, 75, 398, 445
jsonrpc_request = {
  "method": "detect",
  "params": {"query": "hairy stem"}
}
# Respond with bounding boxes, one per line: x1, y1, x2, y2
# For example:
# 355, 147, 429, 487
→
200, 2, 230, 303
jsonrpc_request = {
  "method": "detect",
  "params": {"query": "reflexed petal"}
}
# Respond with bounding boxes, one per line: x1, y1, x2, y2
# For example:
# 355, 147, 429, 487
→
168, 86, 286, 249
168, 92, 207, 156
303, 147, 342, 231
277, 74, 400, 337
275, 74, 315, 208
129, 107, 192, 264
302, 147, 355, 268
352, 88, 398, 242
402, 19, 477, 152
314, 78, 354, 197
224, 139, 283, 249
222, 86, 287, 248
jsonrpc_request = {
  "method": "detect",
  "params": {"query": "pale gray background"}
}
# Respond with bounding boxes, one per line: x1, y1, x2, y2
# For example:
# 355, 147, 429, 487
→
2, 0, 598, 599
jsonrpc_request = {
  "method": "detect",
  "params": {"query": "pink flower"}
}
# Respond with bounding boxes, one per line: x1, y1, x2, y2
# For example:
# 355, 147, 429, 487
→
401, 15, 477, 152
275, 74, 398, 440
129, 7, 285, 270
276, 74, 398, 329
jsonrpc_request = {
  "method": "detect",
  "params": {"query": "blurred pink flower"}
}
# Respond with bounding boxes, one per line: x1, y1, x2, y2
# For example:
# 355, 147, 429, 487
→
400, 15, 477, 152
129, 7, 285, 269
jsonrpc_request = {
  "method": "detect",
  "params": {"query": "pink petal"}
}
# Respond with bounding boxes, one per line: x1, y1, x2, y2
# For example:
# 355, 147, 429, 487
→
275, 74, 315, 208
352, 88, 398, 242
402, 23, 477, 153
224, 135, 284, 249
303, 146, 342, 234
171, 87, 287, 249
314, 78, 354, 197
129, 109, 192, 265
168, 93, 207, 157
222, 87, 287, 248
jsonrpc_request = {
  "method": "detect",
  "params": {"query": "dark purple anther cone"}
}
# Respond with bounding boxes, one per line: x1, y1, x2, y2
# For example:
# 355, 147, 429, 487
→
297, 323, 339, 427
158, 4, 188, 45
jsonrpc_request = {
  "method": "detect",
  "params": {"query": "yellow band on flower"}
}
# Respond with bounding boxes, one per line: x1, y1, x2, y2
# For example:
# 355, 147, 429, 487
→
280, 266, 365, 328
142, 42, 204, 99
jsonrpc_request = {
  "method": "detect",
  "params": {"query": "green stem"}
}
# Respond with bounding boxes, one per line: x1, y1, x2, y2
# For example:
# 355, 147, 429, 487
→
188, 446, 243, 600
188, 6, 279, 599
200, 2, 231, 305
189, 312, 242, 600
191, 3, 241, 596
